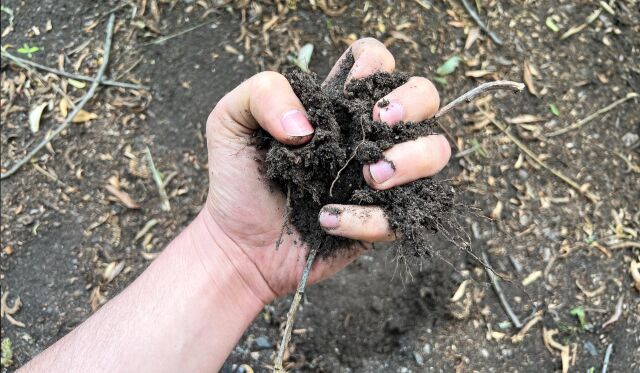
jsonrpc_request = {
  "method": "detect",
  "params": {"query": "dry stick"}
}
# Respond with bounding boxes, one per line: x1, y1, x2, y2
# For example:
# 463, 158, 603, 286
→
546, 92, 639, 137
0, 14, 116, 180
459, 0, 503, 45
435, 81, 524, 118
0, 49, 145, 90
141, 19, 216, 46
481, 251, 523, 329
329, 118, 366, 197
274, 245, 320, 373
478, 106, 601, 203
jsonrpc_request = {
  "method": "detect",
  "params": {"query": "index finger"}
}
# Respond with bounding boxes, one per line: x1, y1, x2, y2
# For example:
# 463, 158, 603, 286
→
324, 37, 395, 89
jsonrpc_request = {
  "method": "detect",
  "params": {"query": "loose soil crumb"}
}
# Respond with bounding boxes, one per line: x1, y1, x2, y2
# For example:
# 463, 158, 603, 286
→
257, 52, 460, 257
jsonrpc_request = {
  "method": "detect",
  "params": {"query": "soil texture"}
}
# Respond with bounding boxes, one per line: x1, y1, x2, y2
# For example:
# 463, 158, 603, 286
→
259, 53, 457, 257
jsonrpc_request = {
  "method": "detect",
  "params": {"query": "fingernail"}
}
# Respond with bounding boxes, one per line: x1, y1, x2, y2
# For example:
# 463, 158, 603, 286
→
281, 110, 314, 137
319, 209, 340, 230
369, 159, 395, 184
378, 101, 404, 125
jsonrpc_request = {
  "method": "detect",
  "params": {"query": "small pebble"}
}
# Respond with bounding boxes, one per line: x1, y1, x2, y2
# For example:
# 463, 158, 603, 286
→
584, 341, 598, 357
480, 348, 489, 358
371, 296, 384, 313
250, 351, 260, 360
413, 351, 424, 366
422, 343, 431, 355
622, 132, 639, 147
254, 336, 272, 350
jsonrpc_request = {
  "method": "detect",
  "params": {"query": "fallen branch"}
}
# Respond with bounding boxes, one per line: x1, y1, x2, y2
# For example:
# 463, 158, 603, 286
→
1, 48, 145, 90
481, 251, 523, 328
546, 92, 638, 137
459, 0, 503, 45
142, 19, 216, 46
274, 245, 319, 372
435, 81, 524, 118
1, 14, 116, 179
478, 107, 600, 203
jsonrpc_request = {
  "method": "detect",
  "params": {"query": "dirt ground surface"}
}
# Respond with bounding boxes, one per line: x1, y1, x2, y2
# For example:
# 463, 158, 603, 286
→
1, 1, 639, 372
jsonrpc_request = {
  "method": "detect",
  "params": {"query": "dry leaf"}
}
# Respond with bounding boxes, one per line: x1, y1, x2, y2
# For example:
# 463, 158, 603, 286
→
465, 70, 493, 78
28, 102, 47, 133
451, 280, 470, 302
59, 98, 69, 117
490, 201, 503, 220
523, 62, 538, 96
506, 114, 545, 124
71, 109, 98, 123
464, 27, 481, 50
105, 185, 140, 209
102, 261, 125, 284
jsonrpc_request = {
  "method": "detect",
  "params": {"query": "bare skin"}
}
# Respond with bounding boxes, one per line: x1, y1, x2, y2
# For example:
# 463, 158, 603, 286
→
21, 38, 449, 372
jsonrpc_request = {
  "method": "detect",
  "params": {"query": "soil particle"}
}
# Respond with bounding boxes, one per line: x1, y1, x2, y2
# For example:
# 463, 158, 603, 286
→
257, 52, 458, 257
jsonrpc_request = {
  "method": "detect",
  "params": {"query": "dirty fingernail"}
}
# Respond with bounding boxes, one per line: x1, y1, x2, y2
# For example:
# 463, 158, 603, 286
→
369, 160, 395, 184
319, 209, 341, 229
378, 101, 404, 125
281, 109, 314, 137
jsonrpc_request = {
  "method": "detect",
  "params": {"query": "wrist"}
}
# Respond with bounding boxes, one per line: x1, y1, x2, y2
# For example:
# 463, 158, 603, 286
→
186, 210, 277, 308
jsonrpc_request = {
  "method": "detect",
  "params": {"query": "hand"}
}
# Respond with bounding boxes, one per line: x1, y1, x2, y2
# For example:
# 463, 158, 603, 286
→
199, 38, 451, 301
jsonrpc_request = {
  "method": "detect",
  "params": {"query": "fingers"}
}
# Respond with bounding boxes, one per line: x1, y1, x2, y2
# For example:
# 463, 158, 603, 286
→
208, 71, 314, 145
318, 205, 394, 242
324, 37, 395, 88
372, 76, 440, 126
363, 135, 451, 190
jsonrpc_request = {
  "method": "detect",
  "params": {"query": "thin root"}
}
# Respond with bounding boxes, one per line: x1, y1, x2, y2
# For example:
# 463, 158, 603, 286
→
329, 118, 366, 197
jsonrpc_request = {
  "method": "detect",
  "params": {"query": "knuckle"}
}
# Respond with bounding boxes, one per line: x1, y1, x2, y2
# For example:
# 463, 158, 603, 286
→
251, 71, 287, 92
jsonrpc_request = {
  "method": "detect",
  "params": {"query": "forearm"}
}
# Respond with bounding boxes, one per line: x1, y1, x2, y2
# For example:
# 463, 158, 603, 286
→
22, 211, 265, 372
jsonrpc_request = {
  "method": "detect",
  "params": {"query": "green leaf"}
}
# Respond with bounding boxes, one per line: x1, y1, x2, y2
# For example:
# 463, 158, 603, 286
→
570, 306, 587, 329
545, 17, 560, 32
497, 321, 512, 330
587, 368, 595, 373
17, 43, 40, 58
471, 138, 488, 158
67, 78, 87, 89
432, 76, 448, 86
436, 56, 461, 76
549, 103, 560, 116
294, 43, 314, 73
1, 338, 13, 368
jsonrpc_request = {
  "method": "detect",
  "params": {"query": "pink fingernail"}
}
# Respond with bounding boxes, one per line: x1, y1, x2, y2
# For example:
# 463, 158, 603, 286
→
378, 101, 404, 125
281, 110, 314, 137
319, 209, 340, 229
369, 160, 395, 184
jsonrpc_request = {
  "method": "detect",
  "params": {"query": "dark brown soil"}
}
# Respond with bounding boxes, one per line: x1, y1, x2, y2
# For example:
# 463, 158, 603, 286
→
259, 53, 457, 257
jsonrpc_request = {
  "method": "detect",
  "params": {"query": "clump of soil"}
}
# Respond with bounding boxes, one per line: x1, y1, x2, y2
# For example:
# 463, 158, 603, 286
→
257, 53, 458, 257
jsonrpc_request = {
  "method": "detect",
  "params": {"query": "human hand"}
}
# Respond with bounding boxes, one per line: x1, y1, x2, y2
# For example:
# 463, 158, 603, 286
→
198, 38, 451, 303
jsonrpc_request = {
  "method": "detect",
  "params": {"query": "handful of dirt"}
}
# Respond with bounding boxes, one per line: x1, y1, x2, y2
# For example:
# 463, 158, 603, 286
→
256, 55, 458, 257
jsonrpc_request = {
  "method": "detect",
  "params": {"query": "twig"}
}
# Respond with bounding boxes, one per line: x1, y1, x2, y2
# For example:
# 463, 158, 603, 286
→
141, 20, 215, 46
546, 92, 638, 137
145, 147, 171, 211
274, 245, 320, 372
459, 0, 503, 45
481, 251, 523, 328
329, 118, 366, 197
276, 184, 292, 250
478, 107, 600, 203
601, 295, 623, 329
0, 49, 145, 90
1, 14, 116, 179
435, 81, 524, 118
609, 241, 640, 250
601, 343, 613, 373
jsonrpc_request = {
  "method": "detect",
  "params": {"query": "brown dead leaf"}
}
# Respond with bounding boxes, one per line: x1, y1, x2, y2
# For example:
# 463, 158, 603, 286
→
464, 27, 481, 50
59, 98, 69, 117
523, 62, 538, 96
388, 31, 418, 49
71, 109, 98, 123
506, 114, 545, 124
465, 70, 494, 78
105, 184, 140, 209
317, 0, 347, 16
490, 201, 503, 220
